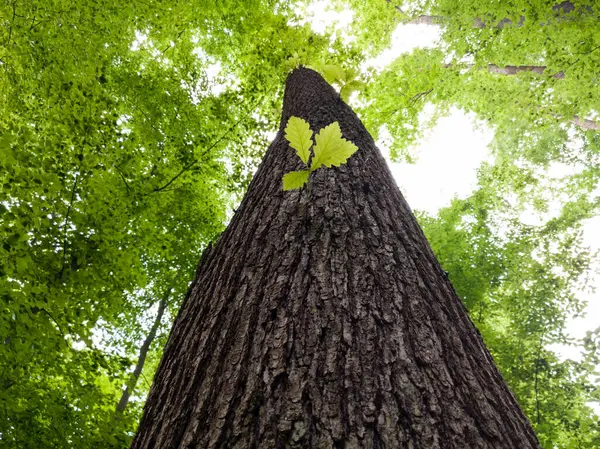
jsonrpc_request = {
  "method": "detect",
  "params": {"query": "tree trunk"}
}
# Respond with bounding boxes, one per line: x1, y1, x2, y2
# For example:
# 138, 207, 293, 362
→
131, 68, 541, 449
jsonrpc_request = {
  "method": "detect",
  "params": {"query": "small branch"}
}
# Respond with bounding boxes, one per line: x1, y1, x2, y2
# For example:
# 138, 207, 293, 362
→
161, 28, 186, 55
150, 95, 266, 194
40, 308, 65, 337
5, 2, 16, 48
570, 115, 600, 131
445, 63, 564, 79
113, 164, 132, 192
486, 64, 564, 79
406, 15, 444, 26
409, 88, 433, 105
58, 169, 81, 279
115, 287, 171, 414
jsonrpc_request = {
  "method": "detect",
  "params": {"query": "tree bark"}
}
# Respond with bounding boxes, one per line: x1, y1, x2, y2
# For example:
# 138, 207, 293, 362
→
131, 68, 541, 448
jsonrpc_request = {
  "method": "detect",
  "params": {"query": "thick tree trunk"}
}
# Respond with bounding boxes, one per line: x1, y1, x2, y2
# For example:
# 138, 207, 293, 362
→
131, 68, 540, 449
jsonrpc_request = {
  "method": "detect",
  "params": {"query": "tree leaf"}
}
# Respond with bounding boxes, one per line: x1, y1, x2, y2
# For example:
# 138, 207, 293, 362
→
321, 64, 346, 84
282, 170, 310, 190
284, 116, 313, 164
311, 122, 358, 170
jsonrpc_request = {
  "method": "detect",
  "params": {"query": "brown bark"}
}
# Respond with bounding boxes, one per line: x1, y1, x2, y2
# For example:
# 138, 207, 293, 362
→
131, 68, 541, 448
116, 288, 170, 414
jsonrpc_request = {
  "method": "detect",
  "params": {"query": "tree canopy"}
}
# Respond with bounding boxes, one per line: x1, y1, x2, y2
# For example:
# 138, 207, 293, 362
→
1, 0, 598, 448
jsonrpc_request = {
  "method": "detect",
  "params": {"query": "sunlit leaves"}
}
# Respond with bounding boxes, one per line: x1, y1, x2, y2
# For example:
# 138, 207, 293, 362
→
284, 116, 313, 164
281, 117, 358, 191
282, 170, 310, 190
0, 1, 363, 447
311, 121, 358, 170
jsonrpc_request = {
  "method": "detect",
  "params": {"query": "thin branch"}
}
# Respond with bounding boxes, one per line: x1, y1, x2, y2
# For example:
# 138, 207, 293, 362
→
115, 287, 171, 414
40, 308, 65, 337
533, 331, 545, 425
409, 88, 433, 105
161, 28, 187, 55
58, 168, 81, 279
444, 63, 565, 78
150, 94, 267, 194
113, 164, 132, 192
5, 2, 16, 47
570, 115, 600, 131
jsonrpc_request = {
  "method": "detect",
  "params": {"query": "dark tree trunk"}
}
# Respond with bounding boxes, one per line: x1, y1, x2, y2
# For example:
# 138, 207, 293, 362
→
131, 68, 541, 449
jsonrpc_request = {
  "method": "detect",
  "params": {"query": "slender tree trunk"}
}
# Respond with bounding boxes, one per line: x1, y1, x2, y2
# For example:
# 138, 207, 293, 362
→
131, 68, 541, 448
116, 288, 170, 414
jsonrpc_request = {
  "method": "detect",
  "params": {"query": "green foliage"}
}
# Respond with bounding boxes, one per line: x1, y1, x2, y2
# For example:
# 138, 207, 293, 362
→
2, 0, 599, 448
318, 63, 365, 101
282, 170, 311, 190
285, 116, 314, 164
311, 121, 358, 169
282, 117, 358, 190
0, 1, 364, 447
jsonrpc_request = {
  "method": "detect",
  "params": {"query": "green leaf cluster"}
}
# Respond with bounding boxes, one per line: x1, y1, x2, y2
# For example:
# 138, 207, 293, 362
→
282, 116, 358, 190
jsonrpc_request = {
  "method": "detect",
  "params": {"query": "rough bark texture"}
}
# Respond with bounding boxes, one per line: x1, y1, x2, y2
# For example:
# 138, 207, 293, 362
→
131, 68, 541, 449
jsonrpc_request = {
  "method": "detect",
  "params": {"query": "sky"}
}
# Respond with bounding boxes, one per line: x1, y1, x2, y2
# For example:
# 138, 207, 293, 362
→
303, 0, 600, 362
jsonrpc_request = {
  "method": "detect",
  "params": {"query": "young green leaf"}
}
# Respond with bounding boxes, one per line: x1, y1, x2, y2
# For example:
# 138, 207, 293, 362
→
284, 116, 313, 164
282, 170, 310, 190
321, 64, 346, 84
311, 122, 358, 170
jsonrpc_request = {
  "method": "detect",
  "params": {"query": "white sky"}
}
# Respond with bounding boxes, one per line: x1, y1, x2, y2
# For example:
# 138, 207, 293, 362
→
303, 1, 599, 362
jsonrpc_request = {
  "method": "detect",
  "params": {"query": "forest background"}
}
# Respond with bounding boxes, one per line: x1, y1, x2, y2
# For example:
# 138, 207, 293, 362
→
1, 0, 599, 447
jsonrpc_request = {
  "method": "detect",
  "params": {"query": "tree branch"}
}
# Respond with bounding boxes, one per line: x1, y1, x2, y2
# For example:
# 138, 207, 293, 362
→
569, 115, 600, 131
58, 169, 81, 279
150, 94, 266, 194
115, 287, 171, 414
397, 1, 590, 28
444, 63, 565, 79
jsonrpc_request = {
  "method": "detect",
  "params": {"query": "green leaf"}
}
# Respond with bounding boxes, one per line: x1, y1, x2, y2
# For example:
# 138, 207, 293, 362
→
340, 80, 364, 102
321, 64, 346, 84
284, 116, 313, 164
282, 170, 310, 190
311, 122, 358, 170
